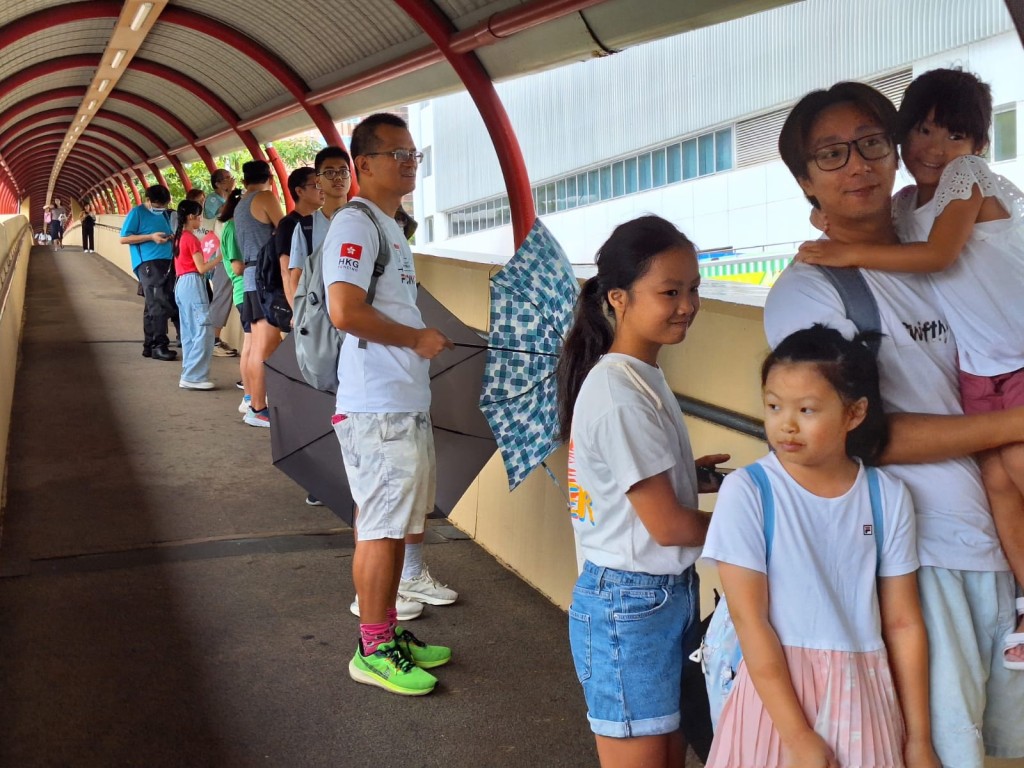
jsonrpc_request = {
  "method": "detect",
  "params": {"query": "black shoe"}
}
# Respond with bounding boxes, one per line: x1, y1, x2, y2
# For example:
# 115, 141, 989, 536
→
142, 347, 152, 358
151, 346, 177, 361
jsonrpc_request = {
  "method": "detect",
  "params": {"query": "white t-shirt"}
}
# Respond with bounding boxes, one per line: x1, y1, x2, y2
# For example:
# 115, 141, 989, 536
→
893, 154, 1024, 377
568, 353, 701, 575
702, 454, 918, 652
289, 208, 333, 271
765, 261, 1007, 572
322, 197, 428, 413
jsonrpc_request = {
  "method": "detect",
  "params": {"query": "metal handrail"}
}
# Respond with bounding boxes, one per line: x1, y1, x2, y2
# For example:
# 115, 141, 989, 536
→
0, 220, 31, 323
676, 393, 765, 441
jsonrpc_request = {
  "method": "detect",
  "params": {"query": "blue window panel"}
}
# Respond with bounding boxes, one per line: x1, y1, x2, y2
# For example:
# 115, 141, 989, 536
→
667, 144, 682, 183
545, 183, 557, 214
566, 176, 578, 209
682, 139, 698, 180
698, 134, 714, 176
652, 148, 667, 187
600, 166, 612, 199
612, 162, 625, 197
638, 153, 652, 191
715, 128, 734, 171
556, 179, 567, 211
624, 157, 638, 194
588, 170, 600, 204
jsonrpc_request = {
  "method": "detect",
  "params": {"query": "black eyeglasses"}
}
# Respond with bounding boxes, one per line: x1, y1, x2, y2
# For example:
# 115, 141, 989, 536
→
809, 132, 894, 171
300, 182, 322, 189
364, 149, 423, 164
317, 168, 350, 180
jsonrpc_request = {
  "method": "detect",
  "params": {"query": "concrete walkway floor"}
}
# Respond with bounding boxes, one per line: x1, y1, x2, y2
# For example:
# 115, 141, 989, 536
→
0, 247, 600, 768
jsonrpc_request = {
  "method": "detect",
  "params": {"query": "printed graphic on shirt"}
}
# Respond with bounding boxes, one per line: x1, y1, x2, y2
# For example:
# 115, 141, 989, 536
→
901, 318, 950, 344
568, 441, 595, 526
863, 524, 874, 536
338, 242, 363, 271
394, 242, 416, 285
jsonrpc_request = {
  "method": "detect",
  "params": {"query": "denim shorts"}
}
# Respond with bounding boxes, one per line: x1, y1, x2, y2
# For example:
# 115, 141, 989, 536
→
569, 561, 699, 738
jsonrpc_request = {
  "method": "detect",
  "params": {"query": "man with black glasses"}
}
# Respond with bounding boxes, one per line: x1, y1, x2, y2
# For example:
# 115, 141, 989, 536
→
323, 113, 454, 696
765, 81, 1024, 768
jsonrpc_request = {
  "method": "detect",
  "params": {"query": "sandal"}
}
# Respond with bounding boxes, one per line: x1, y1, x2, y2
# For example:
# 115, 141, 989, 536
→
1005, 597, 1024, 671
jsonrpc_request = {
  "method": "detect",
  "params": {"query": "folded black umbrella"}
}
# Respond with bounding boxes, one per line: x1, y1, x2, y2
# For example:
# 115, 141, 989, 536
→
265, 286, 496, 525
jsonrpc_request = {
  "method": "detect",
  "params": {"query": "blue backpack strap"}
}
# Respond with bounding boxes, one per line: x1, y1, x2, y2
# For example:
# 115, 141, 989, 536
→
865, 467, 884, 568
744, 463, 775, 563
815, 265, 882, 356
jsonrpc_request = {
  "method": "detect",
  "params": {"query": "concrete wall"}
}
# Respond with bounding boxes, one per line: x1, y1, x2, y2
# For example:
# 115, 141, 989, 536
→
0, 216, 33, 511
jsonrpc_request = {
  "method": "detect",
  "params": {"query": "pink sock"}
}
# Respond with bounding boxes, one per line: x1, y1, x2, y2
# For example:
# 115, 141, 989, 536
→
360, 622, 393, 655
387, 607, 398, 632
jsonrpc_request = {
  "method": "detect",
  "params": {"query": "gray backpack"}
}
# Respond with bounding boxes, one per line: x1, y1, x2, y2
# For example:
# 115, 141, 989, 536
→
292, 201, 390, 392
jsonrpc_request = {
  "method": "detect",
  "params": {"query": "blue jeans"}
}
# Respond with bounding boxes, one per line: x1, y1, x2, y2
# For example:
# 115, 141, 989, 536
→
569, 561, 700, 738
174, 272, 213, 383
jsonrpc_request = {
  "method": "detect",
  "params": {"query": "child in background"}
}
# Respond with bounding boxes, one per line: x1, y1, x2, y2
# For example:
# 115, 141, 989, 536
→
556, 215, 728, 768
797, 68, 1024, 667
703, 326, 937, 768
172, 199, 221, 390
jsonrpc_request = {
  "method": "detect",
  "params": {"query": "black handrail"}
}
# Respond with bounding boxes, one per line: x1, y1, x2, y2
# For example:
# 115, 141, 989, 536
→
676, 393, 765, 441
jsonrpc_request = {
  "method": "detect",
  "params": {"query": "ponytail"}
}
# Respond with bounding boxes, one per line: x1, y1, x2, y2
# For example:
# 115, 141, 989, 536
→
556, 276, 614, 441
173, 199, 203, 251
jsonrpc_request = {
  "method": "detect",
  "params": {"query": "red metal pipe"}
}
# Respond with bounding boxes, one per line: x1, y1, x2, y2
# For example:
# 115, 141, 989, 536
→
265, 144, 294, 214
449, 0, 605, 53
392, 0, 535, 247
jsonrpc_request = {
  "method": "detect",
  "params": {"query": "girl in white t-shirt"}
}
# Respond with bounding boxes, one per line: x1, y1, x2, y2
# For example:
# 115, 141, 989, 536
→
703, 326, 937, 768
556, 215, 728, 767
797, 68, 1024, 668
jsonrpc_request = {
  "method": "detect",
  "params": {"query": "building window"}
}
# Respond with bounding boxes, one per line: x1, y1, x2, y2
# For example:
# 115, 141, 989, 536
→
444, 124, 736, 237
421, 146, 433, 177
423, 215, 434, 243
994, 106, 1017, 162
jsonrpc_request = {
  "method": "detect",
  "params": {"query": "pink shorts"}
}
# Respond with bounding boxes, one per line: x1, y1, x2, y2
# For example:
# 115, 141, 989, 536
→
959, 367, 1024, 415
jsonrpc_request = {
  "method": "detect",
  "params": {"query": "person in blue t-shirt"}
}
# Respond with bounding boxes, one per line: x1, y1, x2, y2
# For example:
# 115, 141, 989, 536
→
120, 185, 177, 361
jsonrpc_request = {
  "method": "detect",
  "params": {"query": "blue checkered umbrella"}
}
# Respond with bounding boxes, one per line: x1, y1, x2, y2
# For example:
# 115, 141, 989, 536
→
480, 219, 580, 490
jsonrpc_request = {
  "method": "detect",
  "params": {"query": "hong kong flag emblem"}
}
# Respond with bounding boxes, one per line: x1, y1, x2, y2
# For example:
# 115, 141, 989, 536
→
341, 243, 363, 260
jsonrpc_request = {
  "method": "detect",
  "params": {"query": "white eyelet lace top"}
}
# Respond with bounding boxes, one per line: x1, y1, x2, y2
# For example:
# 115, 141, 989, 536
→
892, 154, 1024, 376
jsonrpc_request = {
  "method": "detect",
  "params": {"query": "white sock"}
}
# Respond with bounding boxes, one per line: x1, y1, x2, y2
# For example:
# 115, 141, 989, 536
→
402, 543, 423, 581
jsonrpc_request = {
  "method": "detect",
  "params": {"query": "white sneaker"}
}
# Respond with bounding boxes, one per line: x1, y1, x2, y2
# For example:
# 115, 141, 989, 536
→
399, 567, 458, 606
238, 395, 251, 414
179, 379, 215, 390
350, 595, 423, 622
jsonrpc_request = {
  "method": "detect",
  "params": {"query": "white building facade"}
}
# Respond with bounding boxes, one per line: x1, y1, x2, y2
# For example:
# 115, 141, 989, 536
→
408, 0, 1022, 268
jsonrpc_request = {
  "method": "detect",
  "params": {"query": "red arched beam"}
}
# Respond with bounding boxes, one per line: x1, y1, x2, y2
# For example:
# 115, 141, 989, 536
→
265, 144, 294, 213
147, 163, 167, 189
113, 181, 129, 214
132, 167, 149, 188
0, 86, 86, 134
105, 92, 215, 170
160, 6, 344, 148
123, 173, 141, 206
391, 0, 535, 246
130, 59, 266, 161
166, 156, 194, 191
8, 146, 118, 182
3, 120, 150, 170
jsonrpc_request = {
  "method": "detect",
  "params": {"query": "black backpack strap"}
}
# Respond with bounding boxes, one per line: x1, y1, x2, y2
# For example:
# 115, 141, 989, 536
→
815, 265, 882, 355
345, 201, 392, 351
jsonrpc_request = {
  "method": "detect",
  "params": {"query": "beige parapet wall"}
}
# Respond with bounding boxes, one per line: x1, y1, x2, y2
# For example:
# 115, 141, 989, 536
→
0, 216, 33, 512
85, 241, 772, 613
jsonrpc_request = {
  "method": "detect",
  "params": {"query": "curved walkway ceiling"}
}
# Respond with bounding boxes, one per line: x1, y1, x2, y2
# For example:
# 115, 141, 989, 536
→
0, 0, 802, 233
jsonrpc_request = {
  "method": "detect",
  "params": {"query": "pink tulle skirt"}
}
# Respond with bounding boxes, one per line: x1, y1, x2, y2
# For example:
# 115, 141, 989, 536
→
706, 646, 906, 768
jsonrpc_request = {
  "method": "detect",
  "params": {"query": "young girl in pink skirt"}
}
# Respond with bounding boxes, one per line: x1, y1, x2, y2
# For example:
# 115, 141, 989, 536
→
703, 326, 939, 768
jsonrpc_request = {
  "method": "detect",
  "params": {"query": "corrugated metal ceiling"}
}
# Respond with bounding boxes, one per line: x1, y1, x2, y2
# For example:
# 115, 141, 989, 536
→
1, 0, 805, 218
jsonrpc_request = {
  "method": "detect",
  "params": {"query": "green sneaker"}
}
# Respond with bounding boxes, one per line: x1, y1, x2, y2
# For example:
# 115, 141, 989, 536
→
395, 627, 452, 669
348, 640, 437, 696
